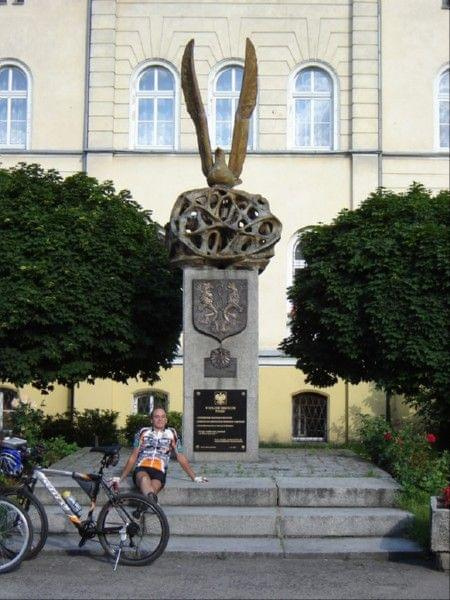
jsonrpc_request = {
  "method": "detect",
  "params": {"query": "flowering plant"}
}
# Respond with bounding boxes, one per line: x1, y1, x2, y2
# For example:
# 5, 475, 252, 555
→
426, 433, 437, 444
440, 485, 450, 509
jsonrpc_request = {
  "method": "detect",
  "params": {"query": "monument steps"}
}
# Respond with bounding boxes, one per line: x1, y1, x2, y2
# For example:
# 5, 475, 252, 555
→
41, 504, 413, 538
41, 533, 423, 559
30, 475, 422, 558
33, 476, 400, 508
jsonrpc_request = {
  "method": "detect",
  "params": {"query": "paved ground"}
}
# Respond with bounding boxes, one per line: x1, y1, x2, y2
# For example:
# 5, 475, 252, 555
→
53, 446, 392, 480
1, 554, 448, 599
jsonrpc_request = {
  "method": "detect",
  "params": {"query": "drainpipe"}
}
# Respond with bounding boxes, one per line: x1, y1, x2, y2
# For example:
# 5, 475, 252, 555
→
82, 0, 93, 173
344, 382, 349, 444
68, 384, 76, 421
385, 390, 391, 424
377, 0, 383, 187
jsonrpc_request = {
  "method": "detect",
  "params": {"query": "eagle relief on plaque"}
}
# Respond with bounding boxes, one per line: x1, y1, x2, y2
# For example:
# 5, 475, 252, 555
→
193, 279, 247, 376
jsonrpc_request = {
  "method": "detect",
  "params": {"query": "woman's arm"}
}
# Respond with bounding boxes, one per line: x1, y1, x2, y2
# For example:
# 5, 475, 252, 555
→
176, 452, 207, 482
116, 447, 139, 484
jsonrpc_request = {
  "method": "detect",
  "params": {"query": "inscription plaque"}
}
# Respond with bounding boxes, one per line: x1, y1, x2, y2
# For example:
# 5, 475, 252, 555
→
193, 390, 246, 452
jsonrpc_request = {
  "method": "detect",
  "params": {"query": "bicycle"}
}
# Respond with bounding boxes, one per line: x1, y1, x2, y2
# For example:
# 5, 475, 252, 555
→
2, 444, 170, 570
0, 495, 33, 574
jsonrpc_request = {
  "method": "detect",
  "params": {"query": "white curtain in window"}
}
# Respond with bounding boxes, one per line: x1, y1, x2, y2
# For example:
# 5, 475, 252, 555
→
438, 69, 449, 149
213, 66, 254, 149
136, 66, 175, 148
0, 66, 28, 148
293, 68, 332, 149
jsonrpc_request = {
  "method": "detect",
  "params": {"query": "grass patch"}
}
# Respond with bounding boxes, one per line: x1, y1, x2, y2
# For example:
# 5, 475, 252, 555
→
396, 488, 430, 549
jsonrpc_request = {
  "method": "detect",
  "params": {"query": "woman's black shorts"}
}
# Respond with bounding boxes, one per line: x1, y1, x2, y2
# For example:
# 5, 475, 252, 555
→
133, 466, 166, 487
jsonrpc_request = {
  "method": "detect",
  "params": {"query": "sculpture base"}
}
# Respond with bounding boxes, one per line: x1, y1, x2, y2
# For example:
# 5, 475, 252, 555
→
182, 266, 259, 461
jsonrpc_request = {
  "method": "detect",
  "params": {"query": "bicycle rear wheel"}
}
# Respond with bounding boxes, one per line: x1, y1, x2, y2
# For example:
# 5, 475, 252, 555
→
0, 496, 33, 574
3, 487, 48, 559
97, 492, 169, 566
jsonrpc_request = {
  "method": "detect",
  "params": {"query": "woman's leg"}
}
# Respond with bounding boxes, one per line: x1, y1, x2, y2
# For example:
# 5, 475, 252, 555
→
135, 471, 164, 496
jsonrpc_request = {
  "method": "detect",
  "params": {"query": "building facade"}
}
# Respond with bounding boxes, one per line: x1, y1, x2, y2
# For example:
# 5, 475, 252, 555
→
0, 0, 449, 442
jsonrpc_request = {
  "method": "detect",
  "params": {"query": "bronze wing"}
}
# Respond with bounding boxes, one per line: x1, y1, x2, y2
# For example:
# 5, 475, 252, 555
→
181, 39, 213, 177
228, 39, 258, 179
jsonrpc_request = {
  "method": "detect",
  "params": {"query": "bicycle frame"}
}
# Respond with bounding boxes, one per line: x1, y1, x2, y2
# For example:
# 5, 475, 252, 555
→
27, 467, 122, 530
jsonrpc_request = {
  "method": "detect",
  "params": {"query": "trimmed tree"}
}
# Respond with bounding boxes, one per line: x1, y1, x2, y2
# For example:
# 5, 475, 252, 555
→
280, 183, 450, 444
0, 163, 182, 391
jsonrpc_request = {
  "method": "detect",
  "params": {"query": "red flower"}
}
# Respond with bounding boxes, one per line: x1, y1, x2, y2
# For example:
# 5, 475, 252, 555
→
384, 432, 393, 441
426, 433, 437, 443
442, 486, 450, 509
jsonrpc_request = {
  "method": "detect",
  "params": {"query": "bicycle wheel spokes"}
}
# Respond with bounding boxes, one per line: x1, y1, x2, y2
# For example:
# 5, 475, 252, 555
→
0, 499, 31, 573
98, 494, 169, 566
3, 488, 48, 559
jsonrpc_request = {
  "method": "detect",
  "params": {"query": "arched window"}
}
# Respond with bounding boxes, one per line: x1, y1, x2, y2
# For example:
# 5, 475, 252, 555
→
133, 64, 177, 149
0, 64, 29, 148
132, 390, 168, 415
212, 65, 255, 149
292, 392, 328, 441
293, 239, 307, 279
437, 68, 449, 149
290, 66, 335, 150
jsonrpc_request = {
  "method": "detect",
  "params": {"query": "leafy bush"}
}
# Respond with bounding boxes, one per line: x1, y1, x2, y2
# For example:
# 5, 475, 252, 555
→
167, 411, 182, 433
42, 412, 77, 443
75, 409, 119, 446
123, 414, 150, 445
10, 404, 118, 448
357, 414, 450, 496
10, 401, 45, 447
40, 437, 79, 467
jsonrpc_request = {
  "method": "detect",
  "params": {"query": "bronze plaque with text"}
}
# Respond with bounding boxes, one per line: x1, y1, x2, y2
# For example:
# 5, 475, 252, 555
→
193, 390, 246, 452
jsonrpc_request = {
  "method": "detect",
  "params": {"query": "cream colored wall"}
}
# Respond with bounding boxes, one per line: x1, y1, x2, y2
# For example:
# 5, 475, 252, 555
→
74, 366, 183, 429
89, 0, 354, 152
1, 0, 448, 443
0, 0, 87, 151
13, 364, 388, 444
382, 0, 450, 152
18, 384, 69, 417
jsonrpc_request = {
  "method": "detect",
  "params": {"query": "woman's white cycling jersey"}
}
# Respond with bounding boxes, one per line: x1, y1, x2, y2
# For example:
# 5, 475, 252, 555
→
134, 427, 179, 474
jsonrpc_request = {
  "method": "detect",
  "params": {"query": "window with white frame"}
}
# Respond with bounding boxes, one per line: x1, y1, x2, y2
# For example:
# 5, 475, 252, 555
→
437, 68, 449, 149
212, 65, 254, 149
134, 65, 176, 148
0, 65, 28, 148
291, 67, 334, 150
132, 390, 168, 415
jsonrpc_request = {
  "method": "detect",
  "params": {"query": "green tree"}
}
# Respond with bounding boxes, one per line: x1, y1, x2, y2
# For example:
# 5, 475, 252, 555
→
0, 163, 182, 391
280, 183, 450, 444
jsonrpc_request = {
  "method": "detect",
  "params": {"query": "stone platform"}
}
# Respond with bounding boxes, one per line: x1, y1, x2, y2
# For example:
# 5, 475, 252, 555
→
35, 447, 423, 559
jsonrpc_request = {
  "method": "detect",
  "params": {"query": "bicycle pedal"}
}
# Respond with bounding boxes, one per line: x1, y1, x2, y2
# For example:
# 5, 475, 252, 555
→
78, 537, 88, 548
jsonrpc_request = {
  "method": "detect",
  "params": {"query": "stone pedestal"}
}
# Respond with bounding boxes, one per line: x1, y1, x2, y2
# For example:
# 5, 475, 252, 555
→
431, 496, 450, 572
182, 266, 258, 461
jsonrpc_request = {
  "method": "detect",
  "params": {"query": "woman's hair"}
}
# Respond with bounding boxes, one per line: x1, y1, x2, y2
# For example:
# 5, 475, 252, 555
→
150, 407, 167, 420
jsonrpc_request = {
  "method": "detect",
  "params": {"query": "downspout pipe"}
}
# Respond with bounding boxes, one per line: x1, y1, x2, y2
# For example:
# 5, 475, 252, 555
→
82, 0, 93, 173
377, 0, 383, 187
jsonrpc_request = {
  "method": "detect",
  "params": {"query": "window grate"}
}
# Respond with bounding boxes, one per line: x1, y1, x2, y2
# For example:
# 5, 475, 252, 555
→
292, 393, 327, 440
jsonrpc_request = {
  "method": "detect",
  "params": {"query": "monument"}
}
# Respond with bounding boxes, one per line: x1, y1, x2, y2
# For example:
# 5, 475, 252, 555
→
166, 39, 281, 460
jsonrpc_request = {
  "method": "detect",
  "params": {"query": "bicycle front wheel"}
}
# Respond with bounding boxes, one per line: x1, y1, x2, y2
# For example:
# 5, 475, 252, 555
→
97, 492, 169, 566
3, 487, 48, 559
0, 497, 33, 574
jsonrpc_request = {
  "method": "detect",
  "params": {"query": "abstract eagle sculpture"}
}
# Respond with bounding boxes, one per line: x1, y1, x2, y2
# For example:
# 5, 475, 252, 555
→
166, 39, 281, 272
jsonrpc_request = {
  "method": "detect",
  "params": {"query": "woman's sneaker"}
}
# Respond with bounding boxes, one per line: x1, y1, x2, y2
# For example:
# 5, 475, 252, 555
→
132, 493, 158, 518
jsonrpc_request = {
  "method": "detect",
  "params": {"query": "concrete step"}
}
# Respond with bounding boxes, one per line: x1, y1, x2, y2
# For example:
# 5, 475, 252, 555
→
43, 505, 414, 538
276, 477, 400, 507
33, 476, 399, 508
41, 534, 424, 559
